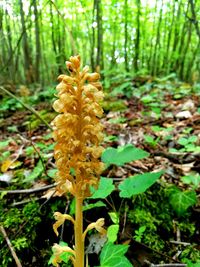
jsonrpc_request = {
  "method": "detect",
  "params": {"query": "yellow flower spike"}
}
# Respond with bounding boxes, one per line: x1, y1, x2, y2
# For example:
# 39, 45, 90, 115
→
53, 212, 75, 236
52, 55, 105, 267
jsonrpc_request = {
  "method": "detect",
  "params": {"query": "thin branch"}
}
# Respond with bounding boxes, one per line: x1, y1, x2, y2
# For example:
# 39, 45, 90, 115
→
0, 226, 23, 267
0, 183, 56, 194
170, 240, 190, 246
150, 264, 186, 267
0, 86, 53, 130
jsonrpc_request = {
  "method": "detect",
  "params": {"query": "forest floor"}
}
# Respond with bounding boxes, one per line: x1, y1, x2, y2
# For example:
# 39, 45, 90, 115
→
0, 75, 200, 267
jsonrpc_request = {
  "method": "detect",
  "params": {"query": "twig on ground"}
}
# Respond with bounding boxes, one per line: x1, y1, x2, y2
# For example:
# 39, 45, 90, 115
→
0, 183, 56, 194
0, 86, 52, 130
150, 264, 186, 267
170, 240, 190, 246
0, 226, 23, 267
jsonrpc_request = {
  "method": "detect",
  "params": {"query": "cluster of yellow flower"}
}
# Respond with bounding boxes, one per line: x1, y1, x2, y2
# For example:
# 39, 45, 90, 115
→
52, 55, 104, 199
51, 56, 106, 267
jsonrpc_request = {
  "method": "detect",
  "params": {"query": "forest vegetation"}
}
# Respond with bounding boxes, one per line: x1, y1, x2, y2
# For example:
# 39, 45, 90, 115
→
0, 0, 200, 267
0, 0, 200, 85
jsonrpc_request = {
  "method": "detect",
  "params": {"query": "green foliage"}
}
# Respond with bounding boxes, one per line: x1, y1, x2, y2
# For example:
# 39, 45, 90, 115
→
108, 117, 127, 124
0, 201, 42, 266
144, 134, 160, 148
107, 212, 120, 243
133, 225, 146, 242
90, 177, 115, 199
181, 174, 200, 189
108, 212, 119, 224
99, 242, 132, 267
0, 97, 23, 116
107, 225, 119, 243
23, 160, 44, 183
102, 144, 149, 166
101, 100, 127, 112
180, 245, 200, 265
166, 187, 197, 216
170, 135, 200, 153
104, 135, 119, 143
83, 201, 106, 212
119, 171, 163, 198
12, 237, 28, 250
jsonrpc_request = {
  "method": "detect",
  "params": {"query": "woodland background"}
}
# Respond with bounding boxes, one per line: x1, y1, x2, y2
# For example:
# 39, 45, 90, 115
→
0, 0, 200, 267
0, 0, 200, 86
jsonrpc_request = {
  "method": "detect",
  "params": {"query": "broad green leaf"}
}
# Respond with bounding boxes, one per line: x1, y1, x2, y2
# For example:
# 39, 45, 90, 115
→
167, 187, 197, 216
90, 177, 115, 199
188, 136, 197, 143
101, 144, 149, 166
83, 201, 106, 212
178, 137, 188, 146
119, 171, 163, 198
23, 160, 44, 182
107, 225, 119, 243
181, 175, 200, 188
99, 242, 132, 267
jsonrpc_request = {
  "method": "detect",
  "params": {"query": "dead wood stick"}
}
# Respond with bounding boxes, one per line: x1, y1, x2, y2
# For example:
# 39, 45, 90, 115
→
0, 86, 52, 130
170, 240, 190, 246
0, 225, 23, 267
0, 183, 56, 194
150, 264, 186, 267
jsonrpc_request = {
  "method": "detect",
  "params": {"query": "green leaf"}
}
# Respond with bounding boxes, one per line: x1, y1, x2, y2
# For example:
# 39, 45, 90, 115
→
99, 242, 132, 267
90, 177, 115, 199
178, 137, 188, 146
23, 160, 44, 182
188, 136, 197, 143
167, 187, 197, 216
107, 225, 119, 243
119, 171, 163, 198
101, 144, 149, 166
181, 175, 200, 188
108, 212, 119, 224
47, 168, 57, 178
0, 140, 10, 149
83, 201, 106, 212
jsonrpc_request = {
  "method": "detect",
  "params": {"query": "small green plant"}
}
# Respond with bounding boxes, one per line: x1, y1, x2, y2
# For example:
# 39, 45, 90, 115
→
133, 225, 146, 242
144, 134, 160, 148
170, 135, 200, 153
166, 186, 197, 216
181, 173, 200, 190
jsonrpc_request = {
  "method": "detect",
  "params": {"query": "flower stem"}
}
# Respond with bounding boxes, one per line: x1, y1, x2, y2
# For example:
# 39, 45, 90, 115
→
74, 194, 84, 267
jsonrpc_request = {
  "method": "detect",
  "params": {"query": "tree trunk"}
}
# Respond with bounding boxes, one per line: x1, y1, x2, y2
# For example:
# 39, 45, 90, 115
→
124, 0, 129, 71
33, 0, 41, 83
134, 0, 141, 72
147, 0, 158, 71
19, 0, 33, 83
173, 2, 189, 73
151, 0, 163, 76
96, 0, 103, 72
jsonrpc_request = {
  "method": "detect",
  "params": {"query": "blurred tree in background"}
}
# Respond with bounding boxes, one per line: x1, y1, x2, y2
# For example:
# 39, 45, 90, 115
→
0, 0, 199, 85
